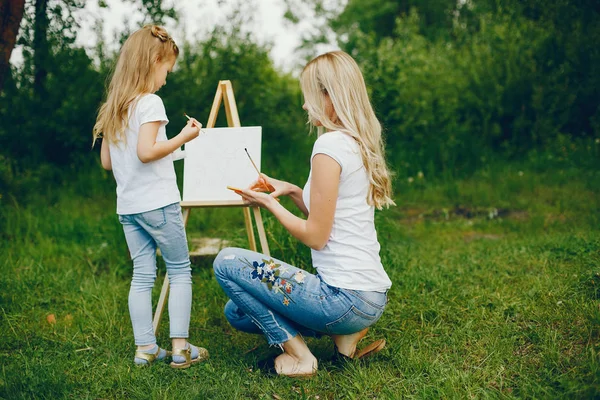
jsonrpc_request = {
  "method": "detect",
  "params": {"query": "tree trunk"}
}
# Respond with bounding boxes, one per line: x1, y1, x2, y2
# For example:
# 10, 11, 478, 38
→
0, 0, 26, 92
33, 0, 48, 99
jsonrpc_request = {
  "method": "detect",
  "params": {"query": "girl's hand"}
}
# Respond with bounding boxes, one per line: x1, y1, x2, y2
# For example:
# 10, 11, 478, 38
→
234, 187, 277, 209
250, 173, 291, 198
180, 119, 201, 143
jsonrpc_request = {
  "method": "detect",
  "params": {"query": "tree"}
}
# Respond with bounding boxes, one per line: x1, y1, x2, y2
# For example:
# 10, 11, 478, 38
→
0, 0, 179, 166
0, 0, 25, 92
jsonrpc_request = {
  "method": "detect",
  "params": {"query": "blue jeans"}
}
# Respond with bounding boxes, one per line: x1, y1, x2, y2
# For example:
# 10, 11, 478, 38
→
213, 247, 387, 346
118, 202, 192, 345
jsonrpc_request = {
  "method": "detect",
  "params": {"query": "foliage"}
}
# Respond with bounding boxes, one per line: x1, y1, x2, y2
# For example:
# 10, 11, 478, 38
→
0, 3, 312, 198
285, 0, 600, 176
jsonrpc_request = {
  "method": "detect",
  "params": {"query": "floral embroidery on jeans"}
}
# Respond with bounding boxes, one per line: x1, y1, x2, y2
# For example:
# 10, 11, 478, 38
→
241, 258, 303, 306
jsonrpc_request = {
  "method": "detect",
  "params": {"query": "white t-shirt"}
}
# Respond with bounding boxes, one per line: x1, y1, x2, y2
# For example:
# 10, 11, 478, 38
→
109, 94, 181, 215
302, 131, 392, 292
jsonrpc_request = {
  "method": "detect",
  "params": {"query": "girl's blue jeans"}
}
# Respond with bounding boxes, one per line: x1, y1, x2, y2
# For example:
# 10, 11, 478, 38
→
213, 247, 387, 346
118, 202, 192, 346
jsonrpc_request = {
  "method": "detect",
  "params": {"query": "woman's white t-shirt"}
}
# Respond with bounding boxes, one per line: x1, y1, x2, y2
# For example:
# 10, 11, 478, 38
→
109, 94, 181, 215
302, 131, 392, 292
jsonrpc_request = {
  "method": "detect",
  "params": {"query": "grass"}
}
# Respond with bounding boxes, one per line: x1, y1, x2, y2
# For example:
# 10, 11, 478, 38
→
0, 159, 599, 399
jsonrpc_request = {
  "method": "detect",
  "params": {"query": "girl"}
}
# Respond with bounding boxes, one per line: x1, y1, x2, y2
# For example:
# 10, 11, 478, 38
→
213, 51, 395, 377
93, 25, 207, 369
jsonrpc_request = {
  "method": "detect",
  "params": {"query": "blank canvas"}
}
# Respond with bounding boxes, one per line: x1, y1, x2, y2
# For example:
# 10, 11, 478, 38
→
182, 126, 262, 203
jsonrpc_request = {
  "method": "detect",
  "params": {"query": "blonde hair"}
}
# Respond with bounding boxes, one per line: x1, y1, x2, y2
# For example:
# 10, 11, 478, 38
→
93, 25, 179, 146
300, 51, 395, 209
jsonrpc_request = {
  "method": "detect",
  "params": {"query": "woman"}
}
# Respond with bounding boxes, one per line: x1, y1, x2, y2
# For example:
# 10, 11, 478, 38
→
213, 50, 395, 377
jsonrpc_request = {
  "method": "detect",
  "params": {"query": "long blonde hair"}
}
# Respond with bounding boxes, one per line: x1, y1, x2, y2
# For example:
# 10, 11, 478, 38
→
300, 51, 395, 209
93, 25, 179, 146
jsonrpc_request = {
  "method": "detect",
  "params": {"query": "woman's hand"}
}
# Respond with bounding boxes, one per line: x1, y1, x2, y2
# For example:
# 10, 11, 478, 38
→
250, 173, 308, 216
250, 173, 292, 198
234, 187, 278, 209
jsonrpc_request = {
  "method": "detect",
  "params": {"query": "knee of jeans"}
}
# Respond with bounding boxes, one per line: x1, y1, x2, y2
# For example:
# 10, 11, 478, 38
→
213, 247, 238, 277
131, 270, 157, 288
223, 300, 241, 323
167, 267, 191, 285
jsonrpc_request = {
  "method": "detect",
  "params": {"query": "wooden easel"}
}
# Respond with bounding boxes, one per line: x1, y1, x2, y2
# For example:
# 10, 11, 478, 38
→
152, 80, 271, 332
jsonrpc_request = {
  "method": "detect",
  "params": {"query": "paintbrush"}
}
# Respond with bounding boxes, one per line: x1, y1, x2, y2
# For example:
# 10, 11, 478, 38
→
184, 113, 205, 133
245, 148, 276, 192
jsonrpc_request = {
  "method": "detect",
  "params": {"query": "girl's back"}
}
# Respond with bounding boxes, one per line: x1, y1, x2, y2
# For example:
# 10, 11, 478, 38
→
109, 93, 180, 215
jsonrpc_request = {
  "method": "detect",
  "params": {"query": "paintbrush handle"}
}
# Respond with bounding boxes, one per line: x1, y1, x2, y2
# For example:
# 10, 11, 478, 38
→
184, 114, 203, 130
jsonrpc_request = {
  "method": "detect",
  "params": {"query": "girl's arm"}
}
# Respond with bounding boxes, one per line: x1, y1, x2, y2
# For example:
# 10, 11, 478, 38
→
137, 119, 200, 163
238, 154, 340, 250
100, 139, 112, 170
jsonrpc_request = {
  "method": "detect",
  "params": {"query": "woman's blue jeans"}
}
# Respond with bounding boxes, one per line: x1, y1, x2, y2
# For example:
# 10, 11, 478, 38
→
119, 202, 192, 345
213, 247, 387, 346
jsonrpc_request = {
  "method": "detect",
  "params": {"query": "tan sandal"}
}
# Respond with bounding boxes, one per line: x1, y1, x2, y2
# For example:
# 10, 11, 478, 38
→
333, 339, 386, 363
170, 343, 209, 369
354, 339, 386, 359
134, 346, 171, 366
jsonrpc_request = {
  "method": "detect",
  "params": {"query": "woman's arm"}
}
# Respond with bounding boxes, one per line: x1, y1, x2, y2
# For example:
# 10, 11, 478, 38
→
251, 174, 309, 216
238, 154, 340, 250
137, 119, 200, 163
286, 184, 309, 217
100, 139, 112, 170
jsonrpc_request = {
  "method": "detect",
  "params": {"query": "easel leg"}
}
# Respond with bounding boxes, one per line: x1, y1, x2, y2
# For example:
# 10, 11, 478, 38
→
153, 273, 169, 334
243, 207, 257, 251
152, 207, 191, 333
252, 206, 271, 257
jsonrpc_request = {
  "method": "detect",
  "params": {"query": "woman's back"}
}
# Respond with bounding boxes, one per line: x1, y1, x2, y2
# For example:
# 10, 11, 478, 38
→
302, 131, 392, 292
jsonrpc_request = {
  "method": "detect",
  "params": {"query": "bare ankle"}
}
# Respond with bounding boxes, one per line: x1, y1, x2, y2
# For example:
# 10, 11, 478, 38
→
282, 335, 314, 361
332, 328, 369, 357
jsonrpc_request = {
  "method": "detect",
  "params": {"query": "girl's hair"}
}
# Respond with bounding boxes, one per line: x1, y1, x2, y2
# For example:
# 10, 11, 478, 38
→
300, 51, 395, 209
93, 25, 179, 146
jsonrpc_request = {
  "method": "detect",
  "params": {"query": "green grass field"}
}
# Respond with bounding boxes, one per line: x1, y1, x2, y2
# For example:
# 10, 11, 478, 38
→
1, 161, 599, 399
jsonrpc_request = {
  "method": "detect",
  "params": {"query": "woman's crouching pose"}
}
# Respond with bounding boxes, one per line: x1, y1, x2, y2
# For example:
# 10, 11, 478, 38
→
214, 50, 395, 377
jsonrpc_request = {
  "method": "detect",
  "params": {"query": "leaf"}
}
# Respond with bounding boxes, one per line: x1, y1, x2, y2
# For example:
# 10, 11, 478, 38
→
46, 314, 56, 324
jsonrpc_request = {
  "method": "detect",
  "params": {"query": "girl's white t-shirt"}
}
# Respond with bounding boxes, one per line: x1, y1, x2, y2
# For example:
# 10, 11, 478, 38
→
302, 131, 392, 292
109, 94, 181, 215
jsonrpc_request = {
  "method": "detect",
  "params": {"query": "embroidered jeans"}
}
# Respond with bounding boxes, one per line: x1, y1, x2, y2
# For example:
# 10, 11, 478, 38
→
119, 202, 192, 345
213, 247, 387, 346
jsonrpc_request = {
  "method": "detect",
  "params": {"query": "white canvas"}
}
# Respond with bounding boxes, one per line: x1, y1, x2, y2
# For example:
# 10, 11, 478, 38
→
182, 126, 262, 202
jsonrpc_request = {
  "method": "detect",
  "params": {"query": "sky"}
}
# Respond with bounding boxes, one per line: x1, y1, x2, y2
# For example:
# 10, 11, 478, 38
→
57, 0, 339, 73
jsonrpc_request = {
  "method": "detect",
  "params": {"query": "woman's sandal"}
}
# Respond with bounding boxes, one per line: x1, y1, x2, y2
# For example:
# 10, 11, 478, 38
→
354, 338, 386, 359
134, 345, 171, 366
170, 343, 209, 369
333, 339, 386, 363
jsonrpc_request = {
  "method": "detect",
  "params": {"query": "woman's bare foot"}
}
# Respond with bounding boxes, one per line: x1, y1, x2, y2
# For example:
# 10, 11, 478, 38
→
274, 352, 317, 377
275, 335, 318, 377
331, 327, 369, 358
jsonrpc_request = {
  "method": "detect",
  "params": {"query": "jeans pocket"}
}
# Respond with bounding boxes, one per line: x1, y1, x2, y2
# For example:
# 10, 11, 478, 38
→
325, 306, 378, 335
140, 207, 167, 229
347, 289, 388, 309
